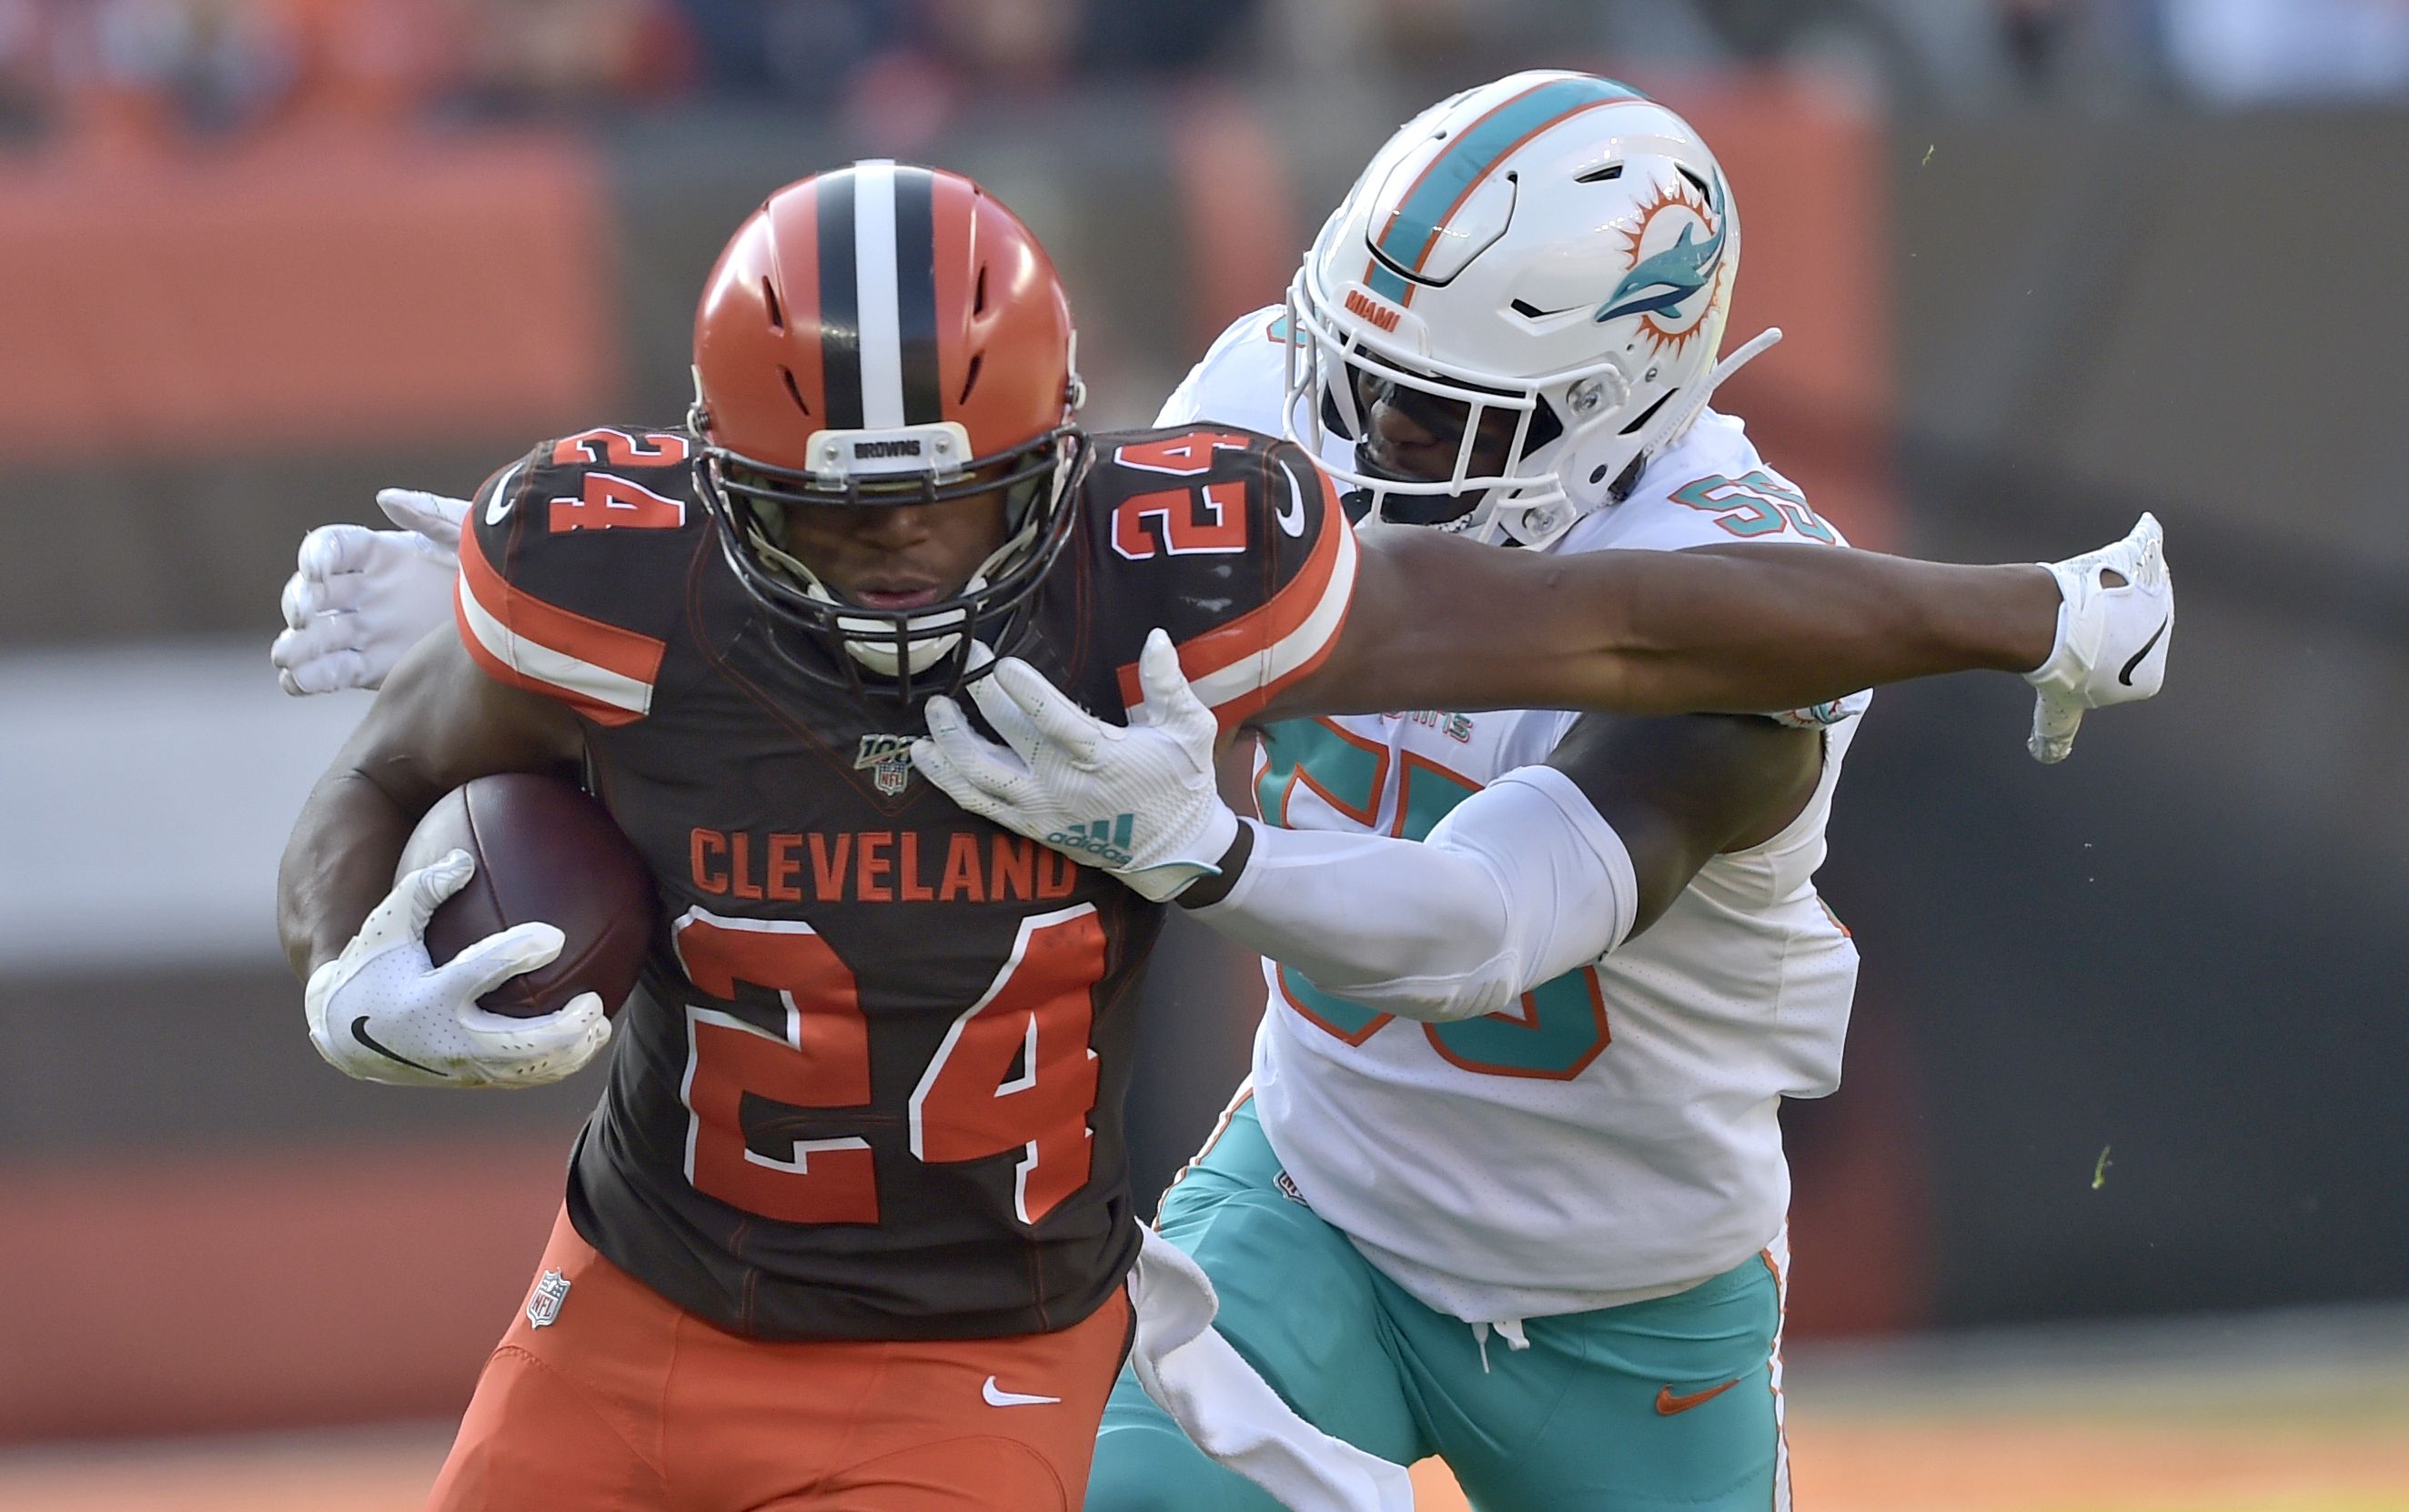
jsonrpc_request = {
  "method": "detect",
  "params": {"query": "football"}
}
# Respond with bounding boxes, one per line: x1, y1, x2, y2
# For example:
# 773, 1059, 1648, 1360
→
397, 773, 656, 1020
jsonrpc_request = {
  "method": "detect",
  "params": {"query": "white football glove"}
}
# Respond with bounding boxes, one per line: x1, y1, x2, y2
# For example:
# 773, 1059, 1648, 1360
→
913, 630, 1239, 902
305, 848, 612, 1088
270, 489, 469, 696
2024, 511, 2174, 763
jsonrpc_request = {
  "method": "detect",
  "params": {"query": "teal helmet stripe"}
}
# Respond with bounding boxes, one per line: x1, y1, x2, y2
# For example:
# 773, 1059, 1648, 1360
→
1366, 76, 1645, 298
1365, 259, 1413, 304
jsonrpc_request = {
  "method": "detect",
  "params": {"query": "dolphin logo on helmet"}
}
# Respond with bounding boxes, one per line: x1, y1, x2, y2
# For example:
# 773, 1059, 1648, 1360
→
1594, 170, 1728, 328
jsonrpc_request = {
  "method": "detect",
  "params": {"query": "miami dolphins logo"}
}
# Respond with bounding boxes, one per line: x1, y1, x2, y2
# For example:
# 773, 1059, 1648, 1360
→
1594, 169, 1728, 357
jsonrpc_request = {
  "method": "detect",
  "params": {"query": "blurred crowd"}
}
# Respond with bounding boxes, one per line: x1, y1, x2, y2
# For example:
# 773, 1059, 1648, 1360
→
0, 0, 1268, 154
4, 0, 2408, 156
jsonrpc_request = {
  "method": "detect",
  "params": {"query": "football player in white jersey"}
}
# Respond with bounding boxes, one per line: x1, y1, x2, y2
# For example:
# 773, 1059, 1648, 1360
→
907, 75, 2166, 1512
268, 75, 2171, 1511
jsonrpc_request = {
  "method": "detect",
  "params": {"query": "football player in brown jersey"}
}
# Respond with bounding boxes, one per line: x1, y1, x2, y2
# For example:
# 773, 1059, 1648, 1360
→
281, 162, 2138, 1512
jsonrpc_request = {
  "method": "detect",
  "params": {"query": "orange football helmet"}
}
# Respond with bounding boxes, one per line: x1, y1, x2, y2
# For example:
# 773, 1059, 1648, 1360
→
690, 161, 1090, 694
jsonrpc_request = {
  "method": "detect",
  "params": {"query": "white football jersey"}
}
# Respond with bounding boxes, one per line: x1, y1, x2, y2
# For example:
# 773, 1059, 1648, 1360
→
1158, 307, 1864, 1324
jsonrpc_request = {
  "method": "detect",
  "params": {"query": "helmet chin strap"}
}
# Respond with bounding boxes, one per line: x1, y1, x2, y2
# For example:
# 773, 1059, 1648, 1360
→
1479, 328, 1784, 553
1636, 327, 1782, 468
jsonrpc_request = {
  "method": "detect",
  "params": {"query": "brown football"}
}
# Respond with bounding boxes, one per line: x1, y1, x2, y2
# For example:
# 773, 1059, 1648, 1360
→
398, 773, 656, 1020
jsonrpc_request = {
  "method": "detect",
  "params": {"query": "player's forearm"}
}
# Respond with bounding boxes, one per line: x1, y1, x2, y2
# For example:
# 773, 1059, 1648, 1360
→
1566, 548, 2057, 717
277, 770, 415, 982
277, 632, 588, 982
1187, 772, 1637, 1022
1188, 824, 1515, 1022
1287, 528, 2061, 721
1653, 544, 2051, 684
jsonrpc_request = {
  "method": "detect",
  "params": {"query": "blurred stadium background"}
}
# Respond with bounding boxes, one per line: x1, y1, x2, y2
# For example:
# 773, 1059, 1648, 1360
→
1, 0, 2404, 1507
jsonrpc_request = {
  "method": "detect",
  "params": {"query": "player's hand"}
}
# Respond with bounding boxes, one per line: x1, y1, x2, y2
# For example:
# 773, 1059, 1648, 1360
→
913, 630, 1239, 902
269, 489, 469, 696
304, 849, 612, 1088
2024, 512, 2173, 763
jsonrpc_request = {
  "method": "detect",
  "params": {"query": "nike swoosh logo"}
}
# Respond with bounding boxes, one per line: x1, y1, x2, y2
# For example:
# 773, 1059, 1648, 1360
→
349, 1017, 449, 1078
1655, 1378, 1740, 1416
982, 1376, 1061, 1407
1274, 467, 1307, 538
483, 461, 524, 525
2118, 617, 2169, 686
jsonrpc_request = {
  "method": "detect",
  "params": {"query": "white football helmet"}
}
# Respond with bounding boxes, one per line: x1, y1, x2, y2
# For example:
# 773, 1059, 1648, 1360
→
1285, 71, 1779, 549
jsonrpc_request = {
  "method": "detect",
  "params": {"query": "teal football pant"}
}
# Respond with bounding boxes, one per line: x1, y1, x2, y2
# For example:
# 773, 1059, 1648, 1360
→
1089, 1101, 1789, 1511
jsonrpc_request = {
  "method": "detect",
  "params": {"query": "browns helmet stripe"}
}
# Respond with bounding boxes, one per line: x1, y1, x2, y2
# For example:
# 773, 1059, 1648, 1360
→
816, 169, 862, 429
830, 162, 945, 431
852, 160, 906, 427
891, 166, 943, 425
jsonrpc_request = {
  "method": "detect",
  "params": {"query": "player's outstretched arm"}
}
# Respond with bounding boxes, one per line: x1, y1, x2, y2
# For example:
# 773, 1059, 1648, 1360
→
913, 633, 1822, 1019
277, 629, 606, 1087
1173, 711, 1822, 1017
1269, 512, 2172, 761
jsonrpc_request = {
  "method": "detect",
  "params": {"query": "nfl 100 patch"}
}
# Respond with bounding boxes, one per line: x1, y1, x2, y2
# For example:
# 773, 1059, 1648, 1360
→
855, 732, 916, 796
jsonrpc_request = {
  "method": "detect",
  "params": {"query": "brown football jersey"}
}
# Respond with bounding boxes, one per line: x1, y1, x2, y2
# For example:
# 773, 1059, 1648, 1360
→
454, 423, 1354, 1341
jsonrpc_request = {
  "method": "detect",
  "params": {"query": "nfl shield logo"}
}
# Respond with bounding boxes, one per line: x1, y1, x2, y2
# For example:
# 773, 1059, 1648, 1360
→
526, 1268, 571, 1328
855, 733, 915, 797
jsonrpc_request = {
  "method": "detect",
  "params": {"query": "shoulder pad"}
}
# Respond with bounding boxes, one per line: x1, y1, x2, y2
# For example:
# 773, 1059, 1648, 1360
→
454, 427, 709, 725
1562, 411, 1850, 557
1083, 428, 1357, 734
1152, 305, 1294, 435
1559, 412, 1864, 730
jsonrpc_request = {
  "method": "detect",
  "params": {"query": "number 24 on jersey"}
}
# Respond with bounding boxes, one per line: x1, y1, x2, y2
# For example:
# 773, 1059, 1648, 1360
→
674, 903, 1105, 1228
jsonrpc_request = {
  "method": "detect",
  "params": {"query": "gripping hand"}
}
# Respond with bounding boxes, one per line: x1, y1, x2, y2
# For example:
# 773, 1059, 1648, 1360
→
270, 489, 469, 695
913, 630, 1239, 902
305, 849, 611, 1088
2025, 512, 2173, 762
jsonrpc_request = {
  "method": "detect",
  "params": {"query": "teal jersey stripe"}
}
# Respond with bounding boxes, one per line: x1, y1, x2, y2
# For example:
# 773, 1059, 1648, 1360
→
1366, 76, 1643, 298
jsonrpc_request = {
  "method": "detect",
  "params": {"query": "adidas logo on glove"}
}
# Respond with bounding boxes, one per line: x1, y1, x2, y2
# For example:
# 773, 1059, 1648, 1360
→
1046, 814, 1137, 867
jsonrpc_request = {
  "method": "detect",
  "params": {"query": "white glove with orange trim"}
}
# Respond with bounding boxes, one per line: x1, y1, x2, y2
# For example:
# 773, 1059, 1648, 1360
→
913, 630, 1239, 902
305, 849, 611, 1088
271, 489, 467, 695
